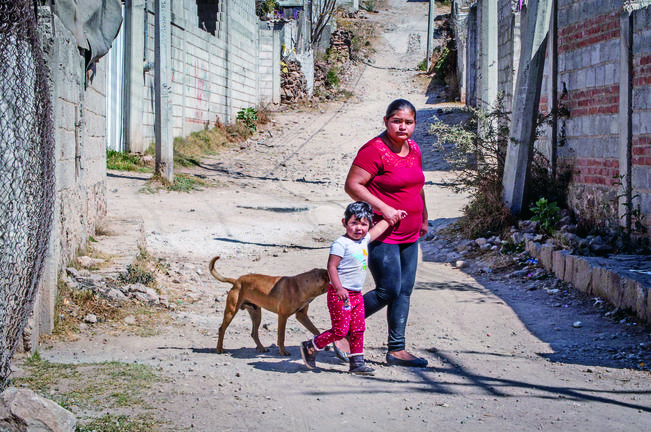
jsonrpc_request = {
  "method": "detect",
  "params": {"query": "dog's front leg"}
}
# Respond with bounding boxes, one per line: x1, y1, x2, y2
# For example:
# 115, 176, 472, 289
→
276, 315, 291, 356
295, 305, 320, 336
243, 305, 268, 352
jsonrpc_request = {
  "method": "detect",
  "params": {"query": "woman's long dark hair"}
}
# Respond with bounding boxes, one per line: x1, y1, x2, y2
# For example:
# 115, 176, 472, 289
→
385, 99, 416, 121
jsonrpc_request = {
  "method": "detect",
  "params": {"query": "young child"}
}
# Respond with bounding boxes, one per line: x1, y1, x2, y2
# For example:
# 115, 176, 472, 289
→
300, 201, 406, 375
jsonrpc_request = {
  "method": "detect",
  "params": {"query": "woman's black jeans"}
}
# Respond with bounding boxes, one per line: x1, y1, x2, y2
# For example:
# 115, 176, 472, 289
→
363, 240, 419, 352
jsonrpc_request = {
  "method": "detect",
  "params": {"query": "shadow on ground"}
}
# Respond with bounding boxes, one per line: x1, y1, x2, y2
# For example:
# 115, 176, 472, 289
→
419, 218, 651, 373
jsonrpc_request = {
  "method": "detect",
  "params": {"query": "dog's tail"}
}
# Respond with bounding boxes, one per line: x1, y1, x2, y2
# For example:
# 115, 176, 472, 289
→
208, 256, 238, 285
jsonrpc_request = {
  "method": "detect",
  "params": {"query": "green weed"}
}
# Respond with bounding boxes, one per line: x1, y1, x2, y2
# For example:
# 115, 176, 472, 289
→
76, 414, 159, 432
119, 263, 155, 286
14, 357, 165, 412
236, 107, 258, 132
326, 68, 340, 86
530, 197, 560, 235
107, 150, 151, 172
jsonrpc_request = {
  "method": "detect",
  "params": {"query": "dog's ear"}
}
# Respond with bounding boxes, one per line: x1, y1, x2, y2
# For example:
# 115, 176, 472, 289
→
319, 269, 329, 281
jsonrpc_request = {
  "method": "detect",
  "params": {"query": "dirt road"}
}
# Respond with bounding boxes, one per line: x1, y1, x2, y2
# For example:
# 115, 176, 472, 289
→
32, 1, 651, 430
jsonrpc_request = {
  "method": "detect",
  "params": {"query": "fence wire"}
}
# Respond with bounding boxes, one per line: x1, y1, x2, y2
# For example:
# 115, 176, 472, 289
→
0, 0, 55, 390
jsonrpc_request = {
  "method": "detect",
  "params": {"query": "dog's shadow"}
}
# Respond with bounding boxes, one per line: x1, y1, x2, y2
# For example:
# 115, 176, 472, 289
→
187, 345, 349, 374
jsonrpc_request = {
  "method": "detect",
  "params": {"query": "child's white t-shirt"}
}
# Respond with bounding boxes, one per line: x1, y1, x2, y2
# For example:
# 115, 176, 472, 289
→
329, 234, 370, 292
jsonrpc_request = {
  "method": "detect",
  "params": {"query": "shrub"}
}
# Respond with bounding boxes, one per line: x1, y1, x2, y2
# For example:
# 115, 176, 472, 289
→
361, 0, 376, 12
326, 68, 340, 86
236, 107, 258, 133
429, 93, 569, 239
529, 197, 560, 235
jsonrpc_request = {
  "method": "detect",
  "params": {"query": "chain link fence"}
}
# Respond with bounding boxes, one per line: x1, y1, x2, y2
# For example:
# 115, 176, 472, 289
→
0, 0, 55, 390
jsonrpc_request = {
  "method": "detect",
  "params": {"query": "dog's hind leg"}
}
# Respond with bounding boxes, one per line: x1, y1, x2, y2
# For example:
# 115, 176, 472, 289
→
242, 304, 268, 353
294, 304, 320, 336
216, 288, 241, 354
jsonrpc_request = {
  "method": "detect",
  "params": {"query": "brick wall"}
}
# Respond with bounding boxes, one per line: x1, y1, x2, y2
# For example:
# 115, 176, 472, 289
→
529, 0, 651, 233
552, 1, 624, 225
632, 6, 651, 232
483, 0, 650, 233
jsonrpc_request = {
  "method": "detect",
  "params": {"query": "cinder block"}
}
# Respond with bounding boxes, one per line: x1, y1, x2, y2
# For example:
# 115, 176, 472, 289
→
591, 266, 609, 299
540, 244, 554, 271
636, 283, 648, 322
552, 249, 567, 279
619, 277, 638, 312
571, 256, 593, 293
564, 254, 576, 286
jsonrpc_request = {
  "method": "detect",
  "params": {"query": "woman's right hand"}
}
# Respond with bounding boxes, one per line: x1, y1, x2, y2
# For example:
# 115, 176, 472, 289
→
383, 207, 407, 225
336, 287, 349, 302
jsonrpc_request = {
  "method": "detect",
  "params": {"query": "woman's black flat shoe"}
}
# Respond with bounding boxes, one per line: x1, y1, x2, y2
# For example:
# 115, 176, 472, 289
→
332, 343, 349, 362
386, 352, 428, 367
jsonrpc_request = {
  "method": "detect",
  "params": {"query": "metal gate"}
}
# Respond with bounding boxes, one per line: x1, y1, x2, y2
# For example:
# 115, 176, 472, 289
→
106, 3, 125, 152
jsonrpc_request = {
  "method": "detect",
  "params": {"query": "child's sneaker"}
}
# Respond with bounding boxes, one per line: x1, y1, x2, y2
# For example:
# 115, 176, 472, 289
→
301, 340, 318, 369
348, 354, 374, 375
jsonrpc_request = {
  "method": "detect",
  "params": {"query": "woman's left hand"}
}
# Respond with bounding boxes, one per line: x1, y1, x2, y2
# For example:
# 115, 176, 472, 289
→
419, 220, 429, 237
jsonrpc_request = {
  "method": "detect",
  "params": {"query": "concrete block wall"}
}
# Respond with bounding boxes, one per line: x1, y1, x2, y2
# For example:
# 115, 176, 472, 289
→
140, 0, 263, 144
258, 22, 281, 104
225, 2, 259, 115
456, 0, 649, 232
497, 1, 517, 113
36, 8, 107, 337
632, 6, 651, 233
555, 1, 622, 223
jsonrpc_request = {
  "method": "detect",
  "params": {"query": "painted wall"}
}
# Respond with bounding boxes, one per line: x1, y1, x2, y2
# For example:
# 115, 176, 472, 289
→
134, 0, 273, 147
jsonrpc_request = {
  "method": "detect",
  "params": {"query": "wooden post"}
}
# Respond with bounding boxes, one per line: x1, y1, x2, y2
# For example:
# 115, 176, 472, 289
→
155, 0, 173, 183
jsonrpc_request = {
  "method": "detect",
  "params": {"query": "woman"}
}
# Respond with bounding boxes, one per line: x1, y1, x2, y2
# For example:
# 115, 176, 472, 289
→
338, 99, 429, 367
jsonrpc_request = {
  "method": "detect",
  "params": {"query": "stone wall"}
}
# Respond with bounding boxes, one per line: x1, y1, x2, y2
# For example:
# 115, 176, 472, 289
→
36, 8, 107, 337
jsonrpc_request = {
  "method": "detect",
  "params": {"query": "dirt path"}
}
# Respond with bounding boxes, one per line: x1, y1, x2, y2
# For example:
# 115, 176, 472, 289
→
28, 1, 651, 431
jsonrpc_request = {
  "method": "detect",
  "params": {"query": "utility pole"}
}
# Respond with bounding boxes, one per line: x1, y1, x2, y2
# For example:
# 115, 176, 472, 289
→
502, 0, 552, 214
155, 0, 173, 183
426, 0, 435, 70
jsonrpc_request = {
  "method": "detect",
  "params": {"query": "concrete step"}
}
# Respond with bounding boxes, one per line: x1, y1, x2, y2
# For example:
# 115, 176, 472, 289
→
90, 217, 146, 277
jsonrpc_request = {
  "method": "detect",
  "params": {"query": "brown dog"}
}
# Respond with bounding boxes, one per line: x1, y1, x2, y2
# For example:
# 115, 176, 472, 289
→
209, 256, 329, 356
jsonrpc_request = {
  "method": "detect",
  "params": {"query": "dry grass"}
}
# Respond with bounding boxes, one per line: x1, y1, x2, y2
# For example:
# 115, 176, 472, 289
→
13, 353, 168, 431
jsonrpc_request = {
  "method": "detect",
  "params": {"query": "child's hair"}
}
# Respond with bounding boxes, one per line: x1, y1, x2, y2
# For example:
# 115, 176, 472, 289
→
344, 201, 374, 224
